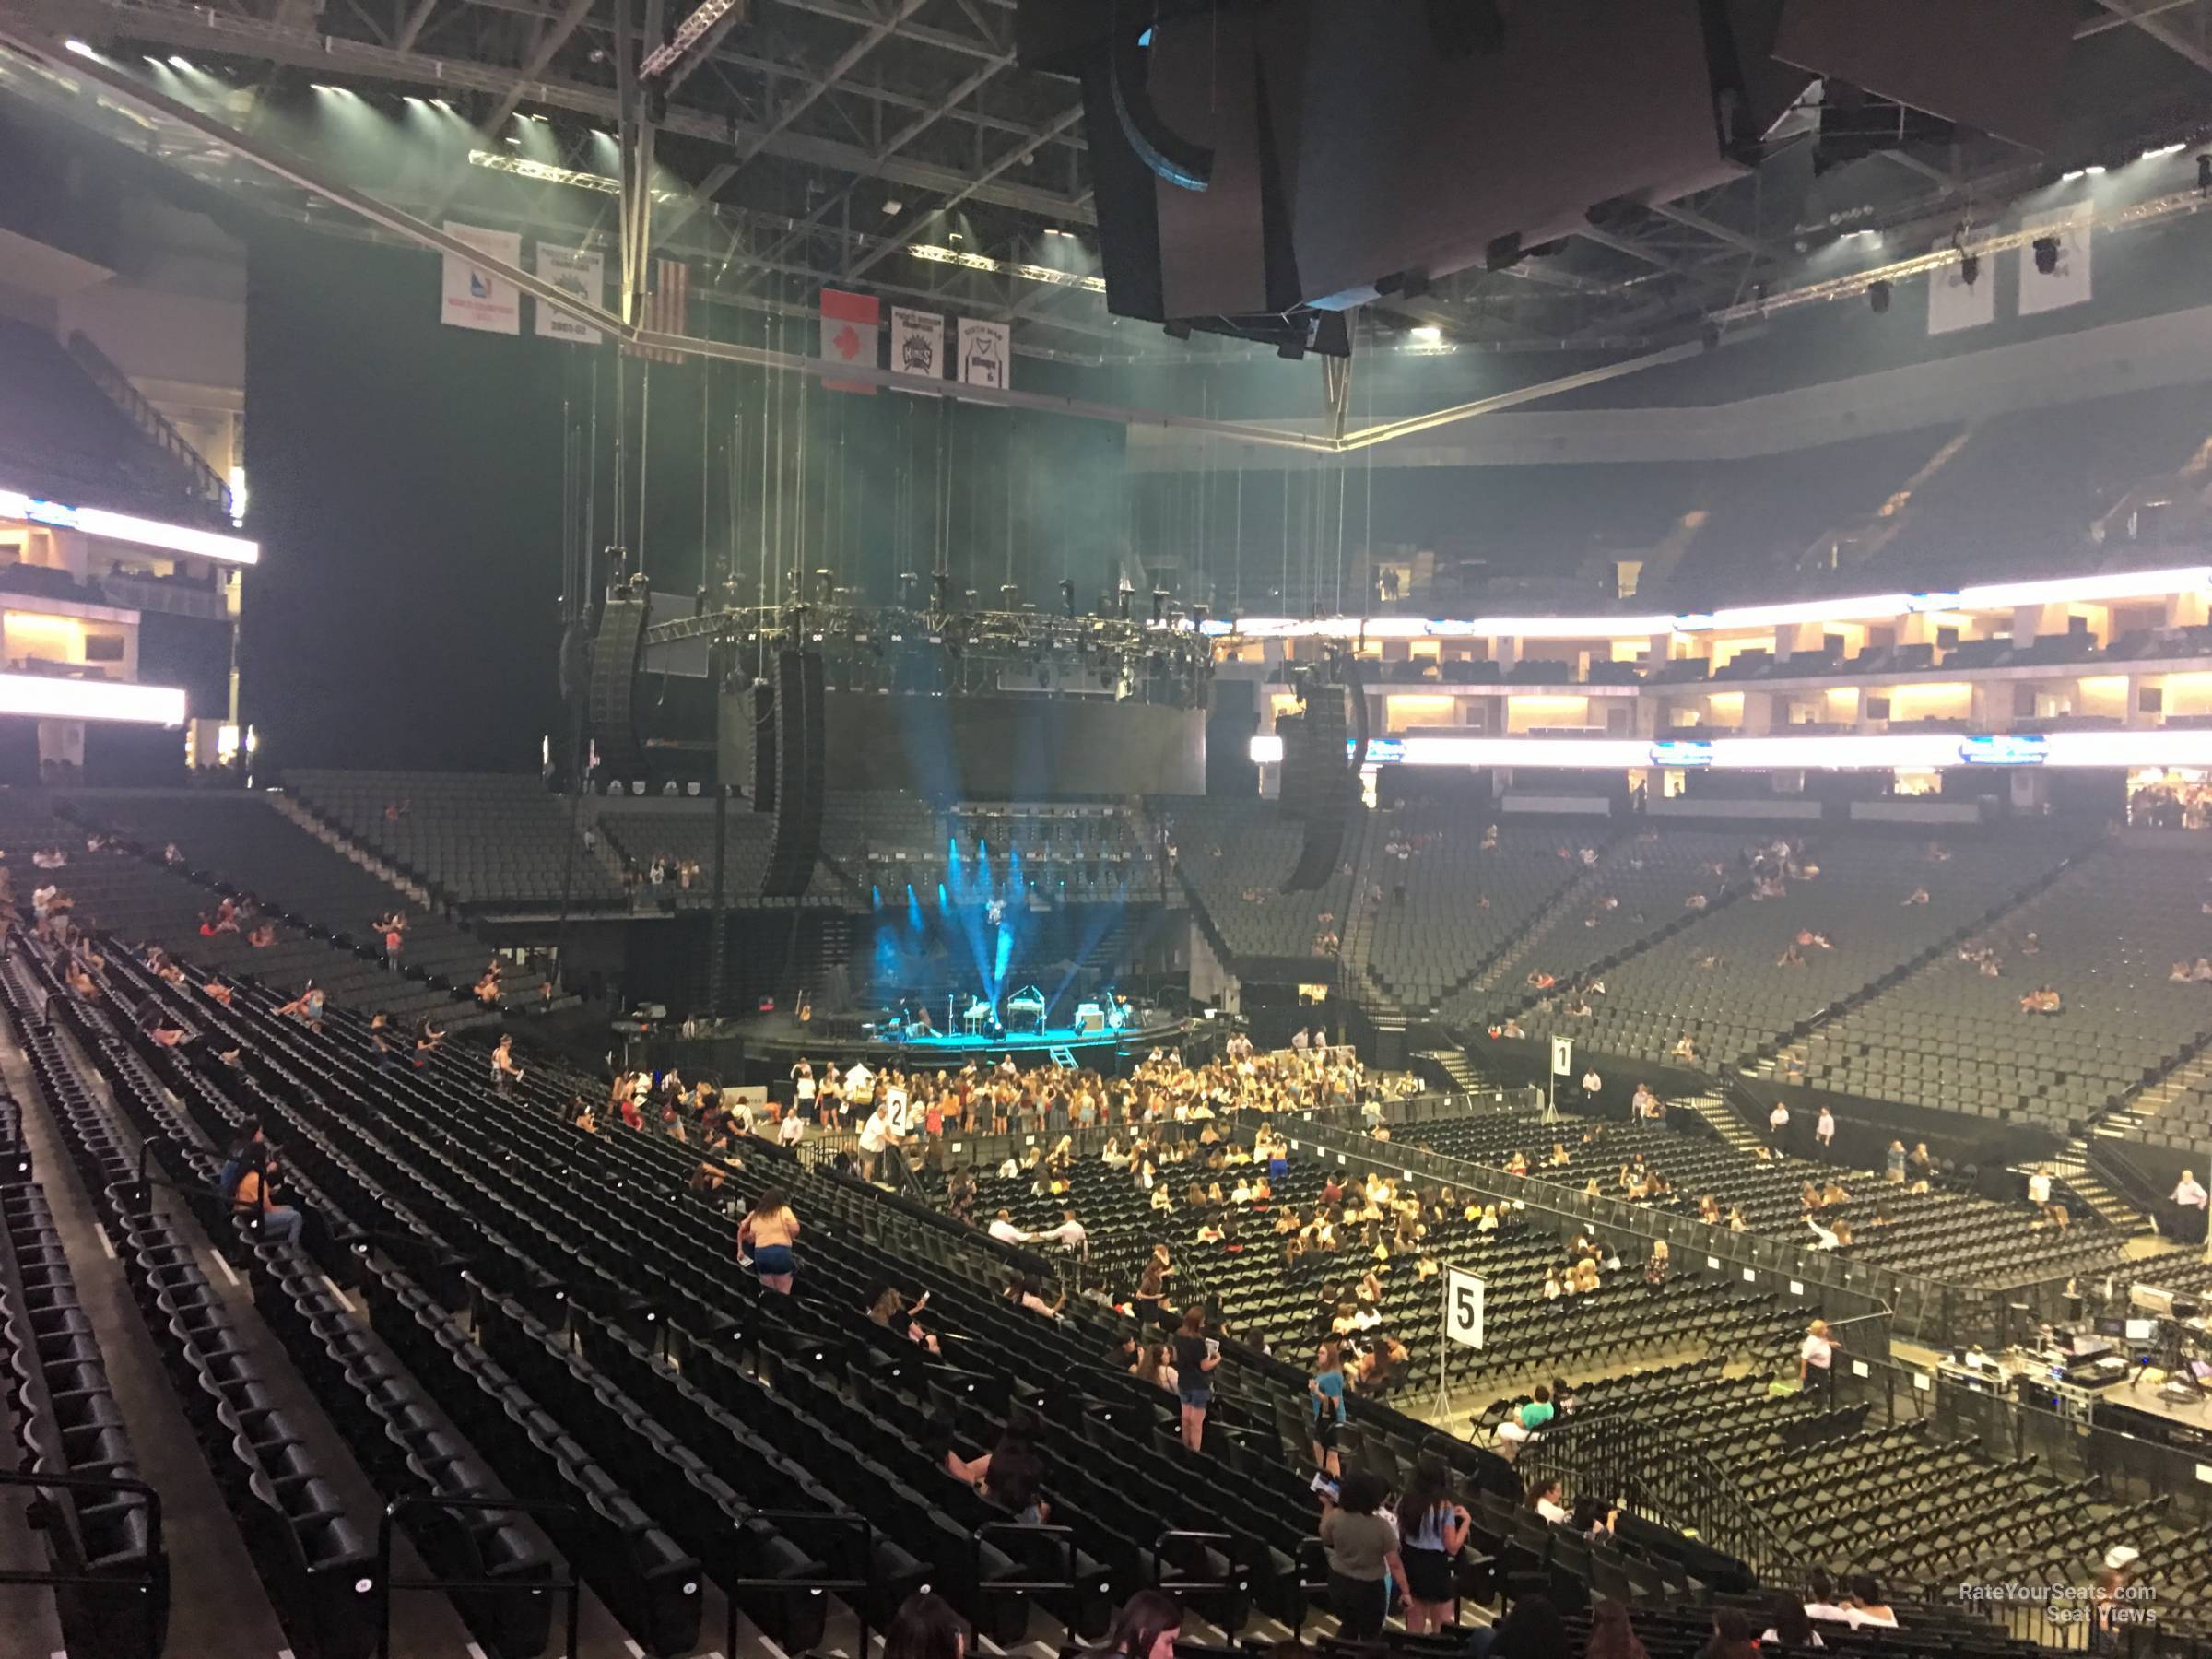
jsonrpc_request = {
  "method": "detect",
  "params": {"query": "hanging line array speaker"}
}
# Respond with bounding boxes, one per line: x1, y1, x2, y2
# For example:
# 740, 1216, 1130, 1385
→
1280, 678, 1361, 893
763, 648, 827, 897
586, 597, 649, 778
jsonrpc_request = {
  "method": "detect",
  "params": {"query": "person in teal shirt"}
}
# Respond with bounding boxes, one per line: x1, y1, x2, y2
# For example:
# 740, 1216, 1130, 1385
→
1309, 1343, 1348, 1479
1516, 1384, 1556, 1431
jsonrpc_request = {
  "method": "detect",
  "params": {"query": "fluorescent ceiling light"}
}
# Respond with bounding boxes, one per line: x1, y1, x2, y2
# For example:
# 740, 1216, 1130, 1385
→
1409, 325, 1442, 344
65, 38, 95, 58
0, 674, 186, 726
0, 487, 259, 564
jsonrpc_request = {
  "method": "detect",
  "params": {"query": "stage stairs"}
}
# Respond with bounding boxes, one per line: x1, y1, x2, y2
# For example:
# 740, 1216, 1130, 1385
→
1420, 1048, 1487, 1097
2014, 1139, 2156, 1237
1678, 1091, 1771, 1159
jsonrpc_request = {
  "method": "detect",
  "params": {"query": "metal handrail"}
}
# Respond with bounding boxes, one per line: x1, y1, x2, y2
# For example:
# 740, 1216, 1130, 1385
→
730, 1510, 877, 1659
372, 1491, 582, 1659
0, 1467, 166, 1659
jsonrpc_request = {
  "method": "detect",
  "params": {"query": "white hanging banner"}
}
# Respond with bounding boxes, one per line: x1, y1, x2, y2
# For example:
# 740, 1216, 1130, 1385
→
533, 246, 605, 344
957, 316, 1011, 390
1926, 242, 1994, 336
441, 222, 523, 335
890, 307, 947, 385
1549, 1035, 1573, 1077
2018, 204, 2093, 317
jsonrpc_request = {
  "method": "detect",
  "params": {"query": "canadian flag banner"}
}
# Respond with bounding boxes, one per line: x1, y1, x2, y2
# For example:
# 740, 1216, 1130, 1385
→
820, 288, 880, 394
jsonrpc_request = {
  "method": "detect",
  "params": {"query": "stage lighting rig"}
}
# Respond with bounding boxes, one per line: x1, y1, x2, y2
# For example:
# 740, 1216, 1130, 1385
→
1151, 589, 1170, 626
1060, 578, 1077, 618
1116, 579, 1135, 621
2032, 236, 2060, 275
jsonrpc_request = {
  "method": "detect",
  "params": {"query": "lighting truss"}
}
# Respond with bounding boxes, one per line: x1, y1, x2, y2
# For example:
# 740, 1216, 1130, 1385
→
641, 0, 745, 79
910, 243, 1107, 293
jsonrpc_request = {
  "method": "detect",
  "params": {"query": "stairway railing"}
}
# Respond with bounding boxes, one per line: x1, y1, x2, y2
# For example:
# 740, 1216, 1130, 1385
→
65, 330, 231, 518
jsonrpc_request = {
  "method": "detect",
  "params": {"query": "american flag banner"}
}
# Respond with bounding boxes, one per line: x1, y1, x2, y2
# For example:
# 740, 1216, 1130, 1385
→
624, 257, 690, 362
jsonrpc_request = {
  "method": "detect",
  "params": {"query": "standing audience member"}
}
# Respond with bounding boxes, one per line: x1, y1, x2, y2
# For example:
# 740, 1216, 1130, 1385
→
1308, 1342, 1347, 1478
1395, 1453, 1472, 1633
740, 1186, 800, 1294
1172, 1304, 1220, 1452
1318, 1471, 1406, 1641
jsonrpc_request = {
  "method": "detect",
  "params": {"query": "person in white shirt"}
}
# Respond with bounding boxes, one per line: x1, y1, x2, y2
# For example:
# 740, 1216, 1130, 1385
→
857, 1103, 896, 1182
986, 1209, 1029, 1245
1579, 1068, 1601, 1101
790, 1061, 816, 1115
2027, 1168, 2053, 1206
2172, 1169, 2208, 1241
1530, 1477, 1569, 1524
1798, 1318, 1834, 1394
1801, 1569, 1853, 1625
1806, 1215, 1841, 1251
1769, 1101, 1790, 1135
844, 1060, 874, 1105
1033, 1209, 1088, 1255
1815, 1107, 1835, 1149
1844, 1575, 1899, 1629
777, 1112, 805, 1147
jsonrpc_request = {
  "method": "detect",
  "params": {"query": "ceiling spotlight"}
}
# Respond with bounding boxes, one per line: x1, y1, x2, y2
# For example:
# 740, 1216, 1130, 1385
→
431, 96, 453, 109
2139, 143, 2185, 161
1959, 251, 1980, 287
168, 53, 190, 67
64, 38, 95, 57
881, 197, 902, 214
1867, 280, 1891, 314
1409, 324, 1443, 344
312, 81, 336, 91
2032, 236, 2060, 276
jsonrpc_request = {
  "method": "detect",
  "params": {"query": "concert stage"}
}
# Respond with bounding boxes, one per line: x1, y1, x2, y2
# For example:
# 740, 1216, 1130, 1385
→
615, 1006, 1212, 1082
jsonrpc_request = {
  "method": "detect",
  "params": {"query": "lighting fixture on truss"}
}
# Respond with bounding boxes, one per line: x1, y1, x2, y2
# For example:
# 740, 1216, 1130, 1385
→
910, 243, 1107, 292
641, 0, 743, 78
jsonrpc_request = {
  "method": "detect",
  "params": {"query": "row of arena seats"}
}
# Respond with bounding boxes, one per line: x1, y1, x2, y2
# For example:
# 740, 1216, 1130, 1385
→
940, 1149, 1806, 1395
1397, 1109, 2147, 1290
0, 962, 385, 1659
1356, 815, 1586, 1008
1511, 828, 2087, 1077
61, 794, 539, 1004
0, 799, 459, 1018
1159, 795, 1364, 966
287, 771, 626, 908
1794, 845, 2212, 1128
0, 1142, 168, 1659
23, 909, 2199, 1650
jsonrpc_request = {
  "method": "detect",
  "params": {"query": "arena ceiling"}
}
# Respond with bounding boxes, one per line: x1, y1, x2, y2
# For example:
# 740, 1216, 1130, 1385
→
12, 0, 2212, 367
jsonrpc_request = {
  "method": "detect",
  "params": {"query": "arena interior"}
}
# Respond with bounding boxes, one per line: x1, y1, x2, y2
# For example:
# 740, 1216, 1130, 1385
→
4, 6, 2212, 1659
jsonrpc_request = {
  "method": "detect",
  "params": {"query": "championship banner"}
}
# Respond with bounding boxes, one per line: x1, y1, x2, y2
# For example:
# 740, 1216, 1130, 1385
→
957, 316, 1011, 390
440, 222, 522, 335
821, 288, 881, 394
2018, 204, 2093, 317
534, 246, 605, 344
1926, 241, 1994, 336
890, 306, 946, 386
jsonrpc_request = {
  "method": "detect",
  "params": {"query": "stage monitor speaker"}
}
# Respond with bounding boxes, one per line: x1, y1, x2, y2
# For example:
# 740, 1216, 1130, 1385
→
763, 650, 826, 897
587, 599, 648, 778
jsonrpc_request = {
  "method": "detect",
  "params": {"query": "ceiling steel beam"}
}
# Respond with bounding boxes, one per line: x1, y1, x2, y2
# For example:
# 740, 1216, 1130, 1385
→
394, 0, 441, 50
714, 0, 925, 184
1644, 198, 1773, 256
456, 0, 1076, 151
2093, 0, 2212, 71
844, 100, 1084, 280
487, 0, 594, 127
753, 50, 1015, 272
73, 0, 1096, 221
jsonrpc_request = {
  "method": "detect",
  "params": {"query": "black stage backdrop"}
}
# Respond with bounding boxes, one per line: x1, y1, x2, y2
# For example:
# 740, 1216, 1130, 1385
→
241, 224, 570, 771
241, 222, 1132, 775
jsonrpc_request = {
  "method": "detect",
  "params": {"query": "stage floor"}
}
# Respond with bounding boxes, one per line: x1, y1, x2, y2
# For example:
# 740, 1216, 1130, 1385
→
727, 1011, 1195, 1069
